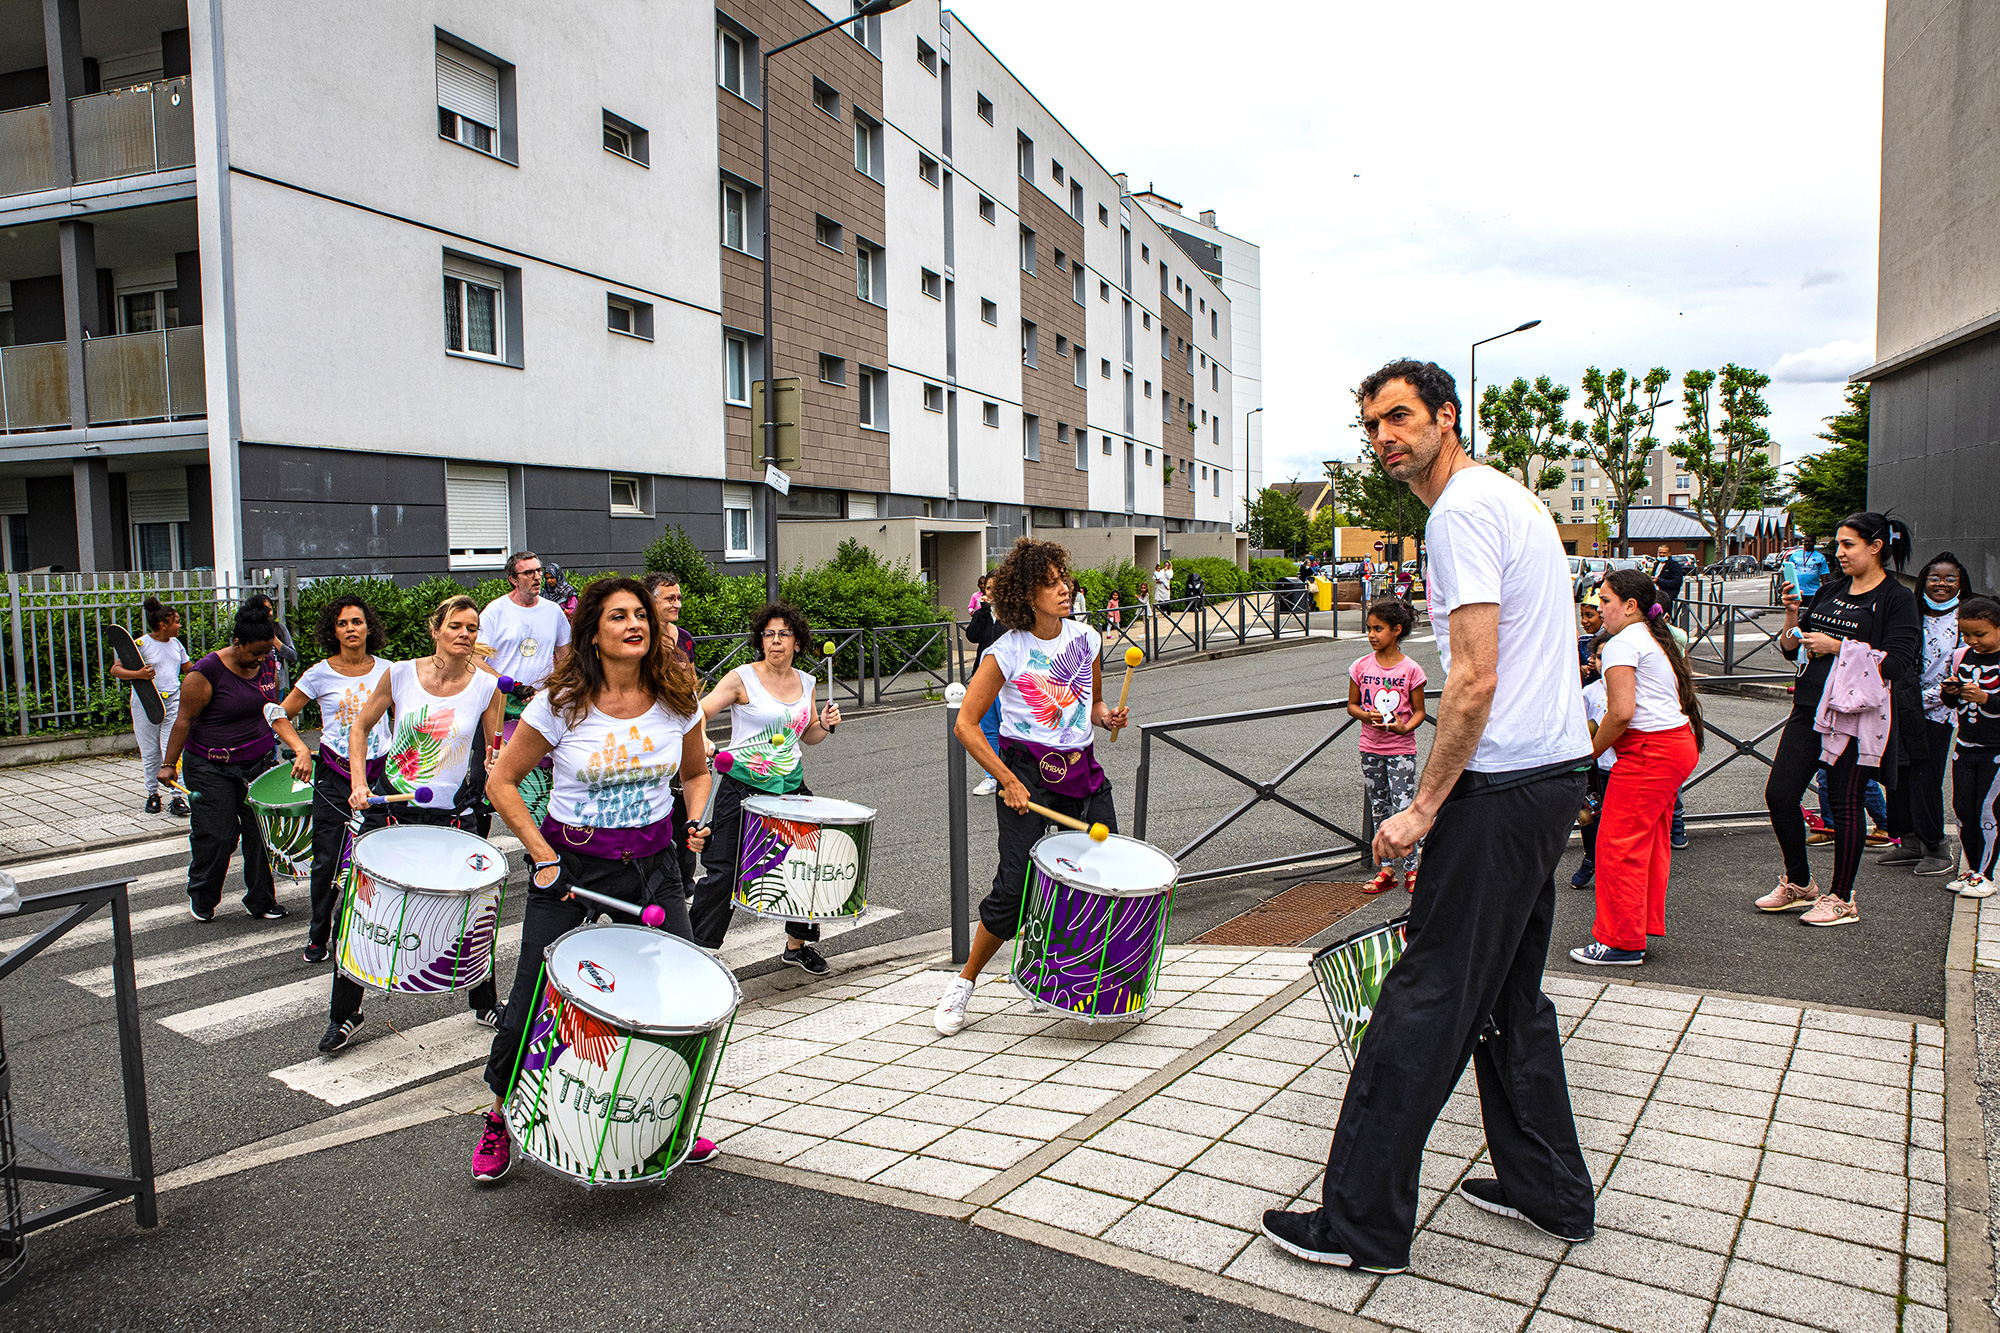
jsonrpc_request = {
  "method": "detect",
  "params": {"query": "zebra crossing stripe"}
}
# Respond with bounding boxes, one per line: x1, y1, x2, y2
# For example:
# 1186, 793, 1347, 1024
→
1, 880, 305, 958
270, 1012, 497, 1107
63, 929, 302, 997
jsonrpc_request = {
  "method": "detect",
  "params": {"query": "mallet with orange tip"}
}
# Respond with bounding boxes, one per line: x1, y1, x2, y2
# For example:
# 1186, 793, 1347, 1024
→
1107, 644, 1143, 742
1026, 801, 1110, 842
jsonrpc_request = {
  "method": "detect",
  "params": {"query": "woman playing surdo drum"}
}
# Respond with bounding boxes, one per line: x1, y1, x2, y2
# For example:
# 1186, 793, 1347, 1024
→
935, 538, 1129, 1036
687, 603, 842, 974
470, 577, 714, 1184
314, 595, 506, 1054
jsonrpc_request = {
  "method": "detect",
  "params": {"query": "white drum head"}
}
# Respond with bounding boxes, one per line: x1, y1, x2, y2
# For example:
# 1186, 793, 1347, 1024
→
741, 793, 876, 825
351, 825, 507, 894
546, 924, 739, 1034
1031, 832, 1177, 898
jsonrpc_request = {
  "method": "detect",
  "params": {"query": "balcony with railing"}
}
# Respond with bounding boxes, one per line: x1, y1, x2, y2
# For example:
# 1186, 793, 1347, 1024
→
0, 326, 204, 433
0, 78, 195, 201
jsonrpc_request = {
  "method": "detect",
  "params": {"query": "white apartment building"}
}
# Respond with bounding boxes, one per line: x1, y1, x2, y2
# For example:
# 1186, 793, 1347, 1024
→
1536, 441, 1782, 524
0, 0, 1248, 603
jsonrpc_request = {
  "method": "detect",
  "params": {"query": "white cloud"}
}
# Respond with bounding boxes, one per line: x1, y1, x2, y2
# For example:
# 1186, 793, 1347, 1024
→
1771, 339, 1873, 383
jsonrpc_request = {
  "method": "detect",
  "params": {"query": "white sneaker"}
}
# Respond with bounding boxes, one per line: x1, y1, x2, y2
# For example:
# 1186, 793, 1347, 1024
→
934, 977, 975, 1036
1955, 873, 1995, 899
973, 776, 999, 796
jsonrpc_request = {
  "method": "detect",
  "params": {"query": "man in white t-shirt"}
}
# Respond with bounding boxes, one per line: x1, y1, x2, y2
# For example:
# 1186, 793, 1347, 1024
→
1262, 359, 1595, 1274
479, 551, 572, 696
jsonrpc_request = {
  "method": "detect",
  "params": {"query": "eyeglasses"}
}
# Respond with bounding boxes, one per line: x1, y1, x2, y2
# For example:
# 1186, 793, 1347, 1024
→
514, 567, 543, 578
760, 629, 794, 640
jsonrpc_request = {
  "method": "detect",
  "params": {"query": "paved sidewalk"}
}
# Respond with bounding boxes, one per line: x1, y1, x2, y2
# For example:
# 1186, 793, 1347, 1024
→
0, 752, 181, 861
703, 947, 1946, 1333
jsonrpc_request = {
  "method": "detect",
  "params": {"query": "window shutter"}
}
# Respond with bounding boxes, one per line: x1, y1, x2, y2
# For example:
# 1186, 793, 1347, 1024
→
446, 464, 510, 564
126, 469, 190, 525
848, 494, 877, 520
436, 48, 500, 127
0, 478, 25, 516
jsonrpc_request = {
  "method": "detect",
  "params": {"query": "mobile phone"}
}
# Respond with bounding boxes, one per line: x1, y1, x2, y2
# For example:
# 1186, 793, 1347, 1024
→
1779, 564, 1801, 595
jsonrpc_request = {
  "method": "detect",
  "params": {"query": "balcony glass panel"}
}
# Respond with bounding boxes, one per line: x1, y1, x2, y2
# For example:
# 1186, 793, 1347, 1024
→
70, 78, 195, 184
0, 104, 56, 198
1, 342, 70, 431
83, 325, 205, 425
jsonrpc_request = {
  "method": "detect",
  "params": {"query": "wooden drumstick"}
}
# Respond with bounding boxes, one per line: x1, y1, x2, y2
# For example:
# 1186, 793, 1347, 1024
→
821, 641, 838, 732
1107, 645, 1143, 743
1025, 800, 1109, 842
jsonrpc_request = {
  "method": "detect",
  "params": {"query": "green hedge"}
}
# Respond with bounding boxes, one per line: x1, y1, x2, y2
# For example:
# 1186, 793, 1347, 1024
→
1171, 557, 1252, 604
1072, 559, 1148, 624
1249, 557, 1298, 584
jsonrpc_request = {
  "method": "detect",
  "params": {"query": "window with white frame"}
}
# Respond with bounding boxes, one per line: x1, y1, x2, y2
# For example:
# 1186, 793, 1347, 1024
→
1070, 181, 1084, 221
1073, 263, 1085, 305
721, 178, 757, 254
1098, 203, 1109, 226
858, 366, 888, 430
815, 214, 843, 251
1075, 428, 1089, 470
818, 354, 847, 386
436, 40, 502, 156
443, 256, 505, 361
980, 298, 997, 326
982, 401, 999, 428
978, 194, 996, 224
1100, 357, 1110, 379
1211, 362, 1219, 391
813, 78, 840, 118
916, 37, 936, 73
717, 24, 755, 101
923, 382, 945, 412
1021, 320, 1038, 367
1573, 497, 1586, 512
602, 111, 647, 164
724, 482, 757, 558
846, 1, 880, 53
1017, 132, 1033, 179
1211, 309, 1218, 337
853, 111, 883, 179
126, 469, 190, 571
1019, 226, 1035, 274
446, 463, 510, 569
607, 294, 653, 340
610, 475, 646, 515
918, 152, 939, 186
920, 268, 942, 299
977, 92, 993, 123
1211, 418, 1219, 443
1213, 469, 1220, 497
855, 240, 885, 305
1073, 346, 1086, 388
1022, 414, 1040, 461
723, 333, 753, 404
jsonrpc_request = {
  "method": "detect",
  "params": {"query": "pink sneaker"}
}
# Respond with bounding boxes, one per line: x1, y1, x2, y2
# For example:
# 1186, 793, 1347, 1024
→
472, 1110, 511, 1182
687, 1137, 720, 1164
1800, 893, 1860, 927
1755, 878, 1819, 912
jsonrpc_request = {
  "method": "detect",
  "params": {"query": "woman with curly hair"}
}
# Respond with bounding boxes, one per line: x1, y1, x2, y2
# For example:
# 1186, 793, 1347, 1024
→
274, 595, 394, 965
468, 577, 716, 1183
687, 603, 842, 971
317, 594, 506, 1055
935, 537, 1129, 1036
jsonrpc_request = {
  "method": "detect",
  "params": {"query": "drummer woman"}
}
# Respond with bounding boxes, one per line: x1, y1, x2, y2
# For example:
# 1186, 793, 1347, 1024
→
315, 595, 505, 1054
935, 537, 1127, 1037
160, 603, 314, 923
687, 603, 841, 973
472, 577, 714, 1183
276, 595, 394, 965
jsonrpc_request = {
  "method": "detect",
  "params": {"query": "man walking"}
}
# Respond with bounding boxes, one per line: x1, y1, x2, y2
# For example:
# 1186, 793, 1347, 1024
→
1262, 359, 1596, 1271
479, 551, 571, 697
1652, 545, 1686, 618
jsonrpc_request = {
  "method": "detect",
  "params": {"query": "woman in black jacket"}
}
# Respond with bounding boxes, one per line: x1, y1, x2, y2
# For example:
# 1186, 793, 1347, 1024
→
1755, 512, 1920, 926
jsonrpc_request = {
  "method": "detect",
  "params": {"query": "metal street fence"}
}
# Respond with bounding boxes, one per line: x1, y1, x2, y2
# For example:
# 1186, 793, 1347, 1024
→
0, 569, 291, 738
952, 590, 1321, 689
1676, 577, 1792, 675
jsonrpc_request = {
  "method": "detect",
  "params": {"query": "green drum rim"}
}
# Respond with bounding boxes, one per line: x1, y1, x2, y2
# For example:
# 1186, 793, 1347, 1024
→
247, 761, 314, 812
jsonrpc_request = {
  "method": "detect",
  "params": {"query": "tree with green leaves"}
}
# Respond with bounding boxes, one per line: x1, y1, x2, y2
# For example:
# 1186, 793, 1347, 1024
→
1670, 364, 1781, 556
1578, 366, 1673, 556
1477, 375, 1584, 495
1789, 383, 1869, 544
1333, 448, 1429, 559
1245, 485, 1308, 555
1306, 502, 1335, 557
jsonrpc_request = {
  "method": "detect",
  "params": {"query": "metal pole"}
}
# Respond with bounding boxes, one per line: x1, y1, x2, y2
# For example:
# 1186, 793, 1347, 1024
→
943, 683, 969, 964
108, 883, 157, 1227
1723, 612, 1737, 676
1133, 724, 1151, 842
759, 58, 780, 606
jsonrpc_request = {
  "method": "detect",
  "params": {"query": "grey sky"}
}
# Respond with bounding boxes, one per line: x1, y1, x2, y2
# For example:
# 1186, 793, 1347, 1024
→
953, 0, 1885, 495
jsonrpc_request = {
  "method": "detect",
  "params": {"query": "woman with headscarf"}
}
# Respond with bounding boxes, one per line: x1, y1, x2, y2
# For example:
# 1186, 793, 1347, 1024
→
1879, 552, 1974, 878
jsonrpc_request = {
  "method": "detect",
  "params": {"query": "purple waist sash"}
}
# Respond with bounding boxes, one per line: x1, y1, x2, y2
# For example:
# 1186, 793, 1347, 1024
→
1002, 738, 1106, 799
318, 743, 386, 784
540, 815, 676, 860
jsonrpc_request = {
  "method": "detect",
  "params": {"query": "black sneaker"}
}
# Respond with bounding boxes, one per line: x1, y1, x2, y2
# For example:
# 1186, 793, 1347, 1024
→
473, 1005, 504, 1029
780, 944, 830, 976
144, 793, 162, 814
1259, 1208, 1407, 1273
302, 942, 329, 964
168, 796, 190, 817
189, 900, 214, 923
318, 1013, 365, 1053
246, 902, 288, 921
1457, 1178, 1594, 1243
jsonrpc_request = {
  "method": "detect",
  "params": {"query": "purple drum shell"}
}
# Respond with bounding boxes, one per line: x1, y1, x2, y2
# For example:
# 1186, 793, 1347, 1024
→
1011, 869, 1170, 1017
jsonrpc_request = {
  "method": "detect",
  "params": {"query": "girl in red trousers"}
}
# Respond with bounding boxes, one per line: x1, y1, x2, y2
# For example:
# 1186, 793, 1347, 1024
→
1568, 568, 1704, 965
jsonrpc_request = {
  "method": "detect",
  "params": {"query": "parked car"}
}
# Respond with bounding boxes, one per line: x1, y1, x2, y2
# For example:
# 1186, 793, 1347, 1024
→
1705, 555, 1761, 576
1572, 557, 1611, 600
1761, 550, 1787, 571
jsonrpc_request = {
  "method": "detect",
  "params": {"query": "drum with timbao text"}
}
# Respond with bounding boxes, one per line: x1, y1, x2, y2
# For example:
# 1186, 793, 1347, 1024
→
1010, 831, 1178, 1021
334, 824, 507, 995
503, 923, 738, 1187
732, 793, 875, 923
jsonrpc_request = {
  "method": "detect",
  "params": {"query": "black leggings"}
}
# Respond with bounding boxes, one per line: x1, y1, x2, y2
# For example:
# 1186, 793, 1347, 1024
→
1887, 718, 1951, 848
1765, 710, 1869, 900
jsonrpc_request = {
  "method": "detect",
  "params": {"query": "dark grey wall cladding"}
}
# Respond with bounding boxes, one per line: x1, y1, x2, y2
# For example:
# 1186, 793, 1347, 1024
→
240, 444, 734, 582
1869, 328, 2000, 595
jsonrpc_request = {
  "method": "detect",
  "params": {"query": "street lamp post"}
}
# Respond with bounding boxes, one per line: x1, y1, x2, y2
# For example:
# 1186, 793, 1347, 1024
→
1467, 319, 1542, 453
759, 0, 911, 603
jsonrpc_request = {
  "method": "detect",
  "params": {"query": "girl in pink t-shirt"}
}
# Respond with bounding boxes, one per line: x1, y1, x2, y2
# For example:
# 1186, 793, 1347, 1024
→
1348, 599, 1428, 893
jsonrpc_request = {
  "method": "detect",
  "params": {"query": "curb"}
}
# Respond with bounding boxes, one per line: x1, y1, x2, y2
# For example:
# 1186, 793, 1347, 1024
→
0, 828, 187, 872
1943, 891, 1998, 1331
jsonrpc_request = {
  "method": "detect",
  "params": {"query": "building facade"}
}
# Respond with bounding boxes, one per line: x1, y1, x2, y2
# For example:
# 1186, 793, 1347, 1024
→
0, 0, 1246, 608
1854, 0, 2000, 590
1534, 442, 1780, 528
